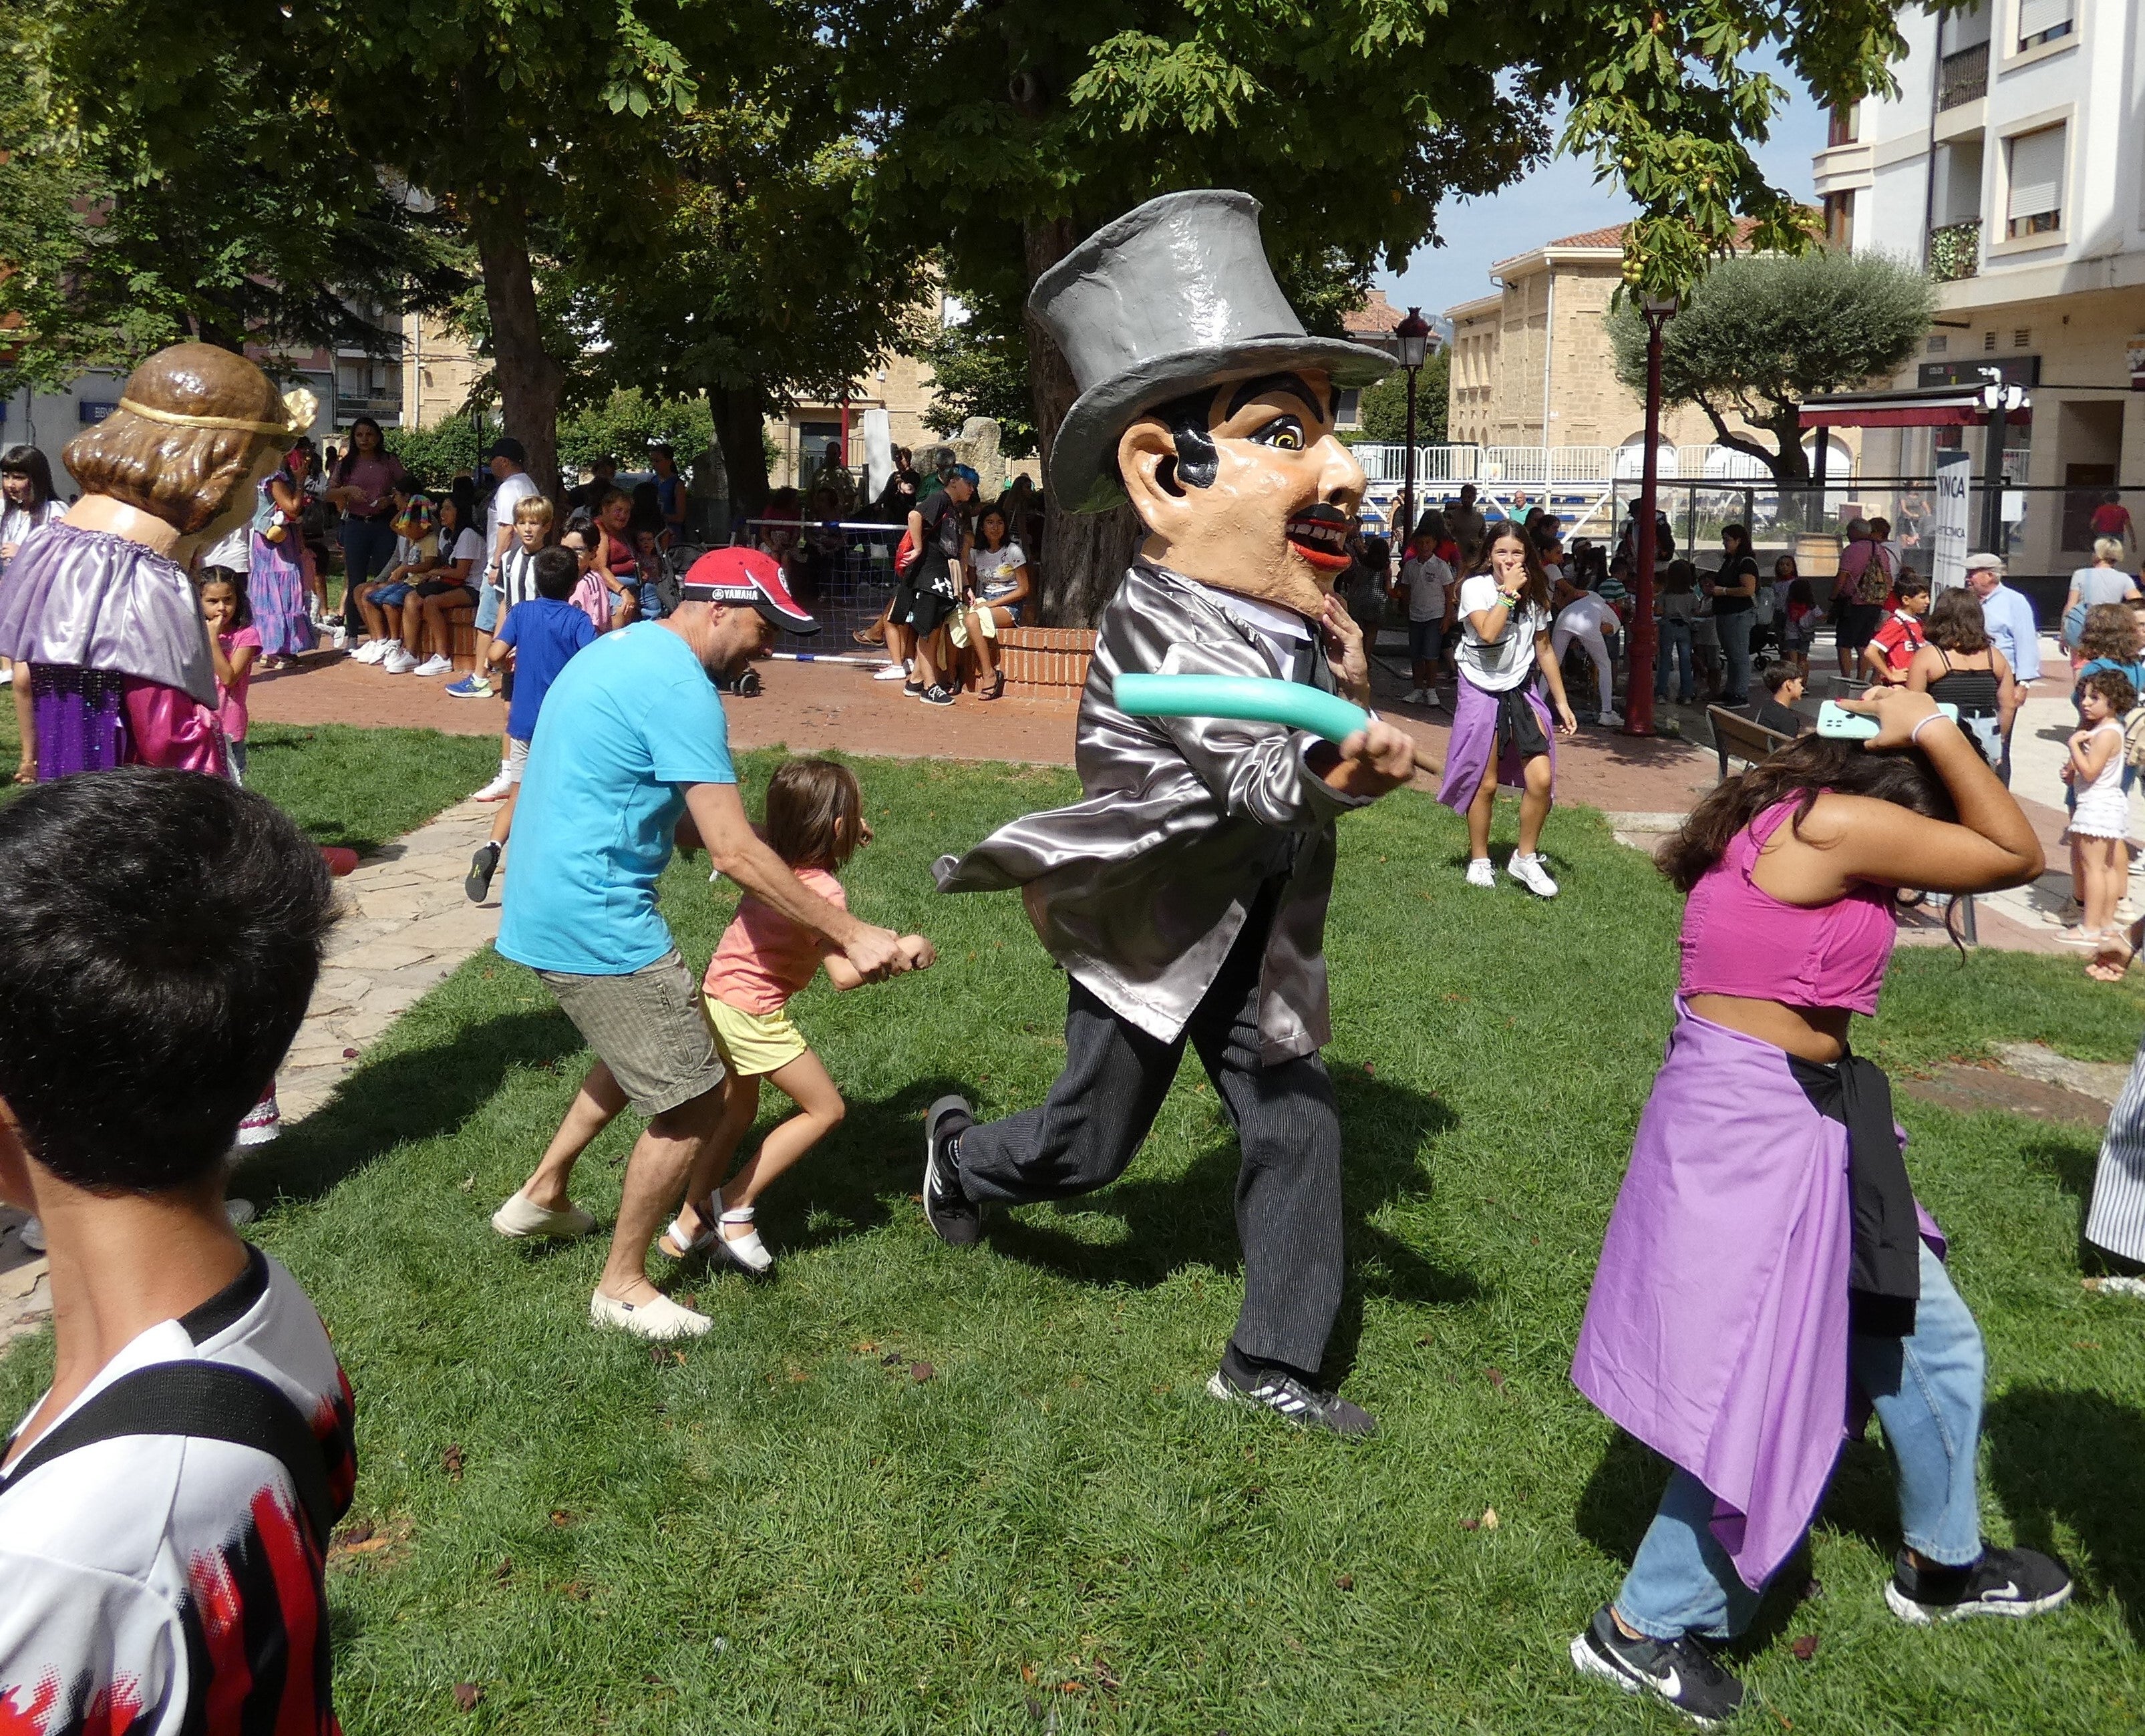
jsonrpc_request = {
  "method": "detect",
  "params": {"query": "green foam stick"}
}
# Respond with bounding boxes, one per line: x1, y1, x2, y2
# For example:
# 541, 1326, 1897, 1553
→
1115, 673, 1371, 744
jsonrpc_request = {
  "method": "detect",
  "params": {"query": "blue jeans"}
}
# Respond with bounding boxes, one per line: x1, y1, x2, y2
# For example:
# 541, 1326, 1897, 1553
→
1717, 609, 1755, 703
1655, 619, 1694, 703
1615, 1243, 1985, 1641
339, 516, 398, 632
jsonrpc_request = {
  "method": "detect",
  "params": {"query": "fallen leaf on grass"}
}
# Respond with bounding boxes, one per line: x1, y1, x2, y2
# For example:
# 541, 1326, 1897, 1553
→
452, 1683, 483, 1711
912, 1361, 936, 1383
554, 1579, 591, 1601
1790, 1634, 1819, 1661
855, 1339, 879, 1354
341, 1521, 375, 1546
550, 1510, 572, 1528
1481, 1508, 1500, 1530
341, 1047, 360, 1060
1361, 1061, 1375, 1077
1484, 1366, 1506, 1389
456, 1174, 475, 1193
1335, 1574, 1354, 1591
494, 1557, 514, 1581
1020, 1664, 1037, 1684
342, 1535, 390, 1556
444, 1445, 464, 1481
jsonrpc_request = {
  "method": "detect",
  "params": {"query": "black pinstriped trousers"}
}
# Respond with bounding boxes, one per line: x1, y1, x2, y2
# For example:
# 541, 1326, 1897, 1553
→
953, 906, 1345, 1374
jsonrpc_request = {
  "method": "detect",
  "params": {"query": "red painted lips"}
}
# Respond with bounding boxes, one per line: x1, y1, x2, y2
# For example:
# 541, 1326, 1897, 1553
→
1285, 506, 1353, 570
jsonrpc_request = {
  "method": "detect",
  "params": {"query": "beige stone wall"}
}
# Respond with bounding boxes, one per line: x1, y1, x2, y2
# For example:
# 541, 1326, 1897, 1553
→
401, 313, 486, 429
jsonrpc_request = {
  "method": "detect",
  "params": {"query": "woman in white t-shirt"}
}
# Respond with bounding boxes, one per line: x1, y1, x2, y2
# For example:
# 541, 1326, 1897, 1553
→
1552, 584, 1623, 726
949, 505, 1031, 700
1436, 522, 1579, 896
391, 495, 485, 677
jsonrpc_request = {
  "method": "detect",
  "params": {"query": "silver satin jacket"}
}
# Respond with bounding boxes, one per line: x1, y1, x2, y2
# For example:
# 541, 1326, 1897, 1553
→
933, 560, 1372, 1063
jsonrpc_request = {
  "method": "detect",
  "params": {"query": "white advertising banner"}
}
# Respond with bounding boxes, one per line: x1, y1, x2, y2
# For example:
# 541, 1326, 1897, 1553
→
1932, 448, 1973, 592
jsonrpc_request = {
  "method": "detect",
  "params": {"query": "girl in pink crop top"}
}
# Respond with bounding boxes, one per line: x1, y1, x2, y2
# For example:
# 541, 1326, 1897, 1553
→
1679, 799, 1897, 1013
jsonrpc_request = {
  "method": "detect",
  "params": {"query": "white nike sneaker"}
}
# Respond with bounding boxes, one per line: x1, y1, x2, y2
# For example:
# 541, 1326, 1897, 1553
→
1599, 709, 1625, 729
382, 645, 419, 675
414, 653, 454, 677
872, 659, 913, 681
1508, 852, 1560, 898
1465, 858, 1496, 890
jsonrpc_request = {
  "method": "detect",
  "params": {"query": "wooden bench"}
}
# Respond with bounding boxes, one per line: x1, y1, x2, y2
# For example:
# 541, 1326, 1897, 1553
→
1707, 705, 1797, 782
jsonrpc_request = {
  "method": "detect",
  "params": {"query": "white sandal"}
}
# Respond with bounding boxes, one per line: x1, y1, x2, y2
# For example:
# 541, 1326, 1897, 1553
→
717, 1206, 774, 1276
659, 1202, 717, 1259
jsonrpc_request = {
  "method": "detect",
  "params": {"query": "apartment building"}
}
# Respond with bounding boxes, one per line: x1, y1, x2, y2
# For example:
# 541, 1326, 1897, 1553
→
1444, 225, 1806, 466
1812, 0, 2144, 574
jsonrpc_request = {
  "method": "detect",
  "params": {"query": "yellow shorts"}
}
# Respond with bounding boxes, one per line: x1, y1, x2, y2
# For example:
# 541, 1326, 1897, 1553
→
703, 993, 810, 1077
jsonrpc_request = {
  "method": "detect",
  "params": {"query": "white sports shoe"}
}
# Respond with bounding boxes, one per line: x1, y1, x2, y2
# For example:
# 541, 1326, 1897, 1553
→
352, 637, 388, 664
1406, 688, 1428, 705
1465, 858, 1496, 890
872, 659, 913, 681
1599, 709, 1625, 729
1424, 687, 1444, 709
383, 645, 420, 674
414, 653, 454, 677
1508, 852, 1560, 898
471, 767, 515, 804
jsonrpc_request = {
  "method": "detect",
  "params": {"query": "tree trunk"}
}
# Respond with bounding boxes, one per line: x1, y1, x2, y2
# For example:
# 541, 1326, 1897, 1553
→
466, 194, 564, 500
1764, 406, 1813, 489
711, 385, 772, 522
1023, 214, 1142, 627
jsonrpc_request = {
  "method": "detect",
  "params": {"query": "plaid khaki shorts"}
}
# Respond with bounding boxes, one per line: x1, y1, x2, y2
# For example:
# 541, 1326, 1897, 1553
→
537, 947, 726, 1117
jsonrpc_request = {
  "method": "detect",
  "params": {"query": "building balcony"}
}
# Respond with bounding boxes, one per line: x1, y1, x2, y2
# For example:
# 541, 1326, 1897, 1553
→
1938, 43, 1988, 111
1928, 219, 1981, 283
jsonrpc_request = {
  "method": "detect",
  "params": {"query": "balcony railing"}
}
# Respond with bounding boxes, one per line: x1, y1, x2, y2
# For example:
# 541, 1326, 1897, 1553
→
1928, 219, 1981, 283
1938, 43, 1988, 110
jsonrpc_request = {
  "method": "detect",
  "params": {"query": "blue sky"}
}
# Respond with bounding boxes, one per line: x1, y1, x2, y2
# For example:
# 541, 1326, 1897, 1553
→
1377, 67, 1828, 326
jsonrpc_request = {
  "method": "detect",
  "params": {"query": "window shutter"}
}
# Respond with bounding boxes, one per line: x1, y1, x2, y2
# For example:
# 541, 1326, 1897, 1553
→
2017, 0, 2072, 40
2007, 126, 2065, 220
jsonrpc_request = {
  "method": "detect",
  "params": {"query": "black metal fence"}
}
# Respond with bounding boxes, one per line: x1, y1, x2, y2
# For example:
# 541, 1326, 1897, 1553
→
733, 518, 904, 654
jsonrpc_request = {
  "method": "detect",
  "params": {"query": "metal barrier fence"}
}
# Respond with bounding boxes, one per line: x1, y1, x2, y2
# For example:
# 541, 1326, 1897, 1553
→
733, 518, 904, 656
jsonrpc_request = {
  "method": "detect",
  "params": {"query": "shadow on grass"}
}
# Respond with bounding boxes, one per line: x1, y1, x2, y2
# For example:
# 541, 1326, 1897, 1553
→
248, 1009, 589, 1203
1985, 1386, 2145, 1643
981, 1067, 1476, 1383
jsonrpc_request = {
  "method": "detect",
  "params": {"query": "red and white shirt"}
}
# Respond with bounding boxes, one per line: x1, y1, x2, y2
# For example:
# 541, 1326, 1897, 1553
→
0, 1248, 355, 1736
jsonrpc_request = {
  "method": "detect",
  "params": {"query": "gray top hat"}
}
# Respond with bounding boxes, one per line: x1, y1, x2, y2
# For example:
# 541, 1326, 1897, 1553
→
1028, 190, 1393, 514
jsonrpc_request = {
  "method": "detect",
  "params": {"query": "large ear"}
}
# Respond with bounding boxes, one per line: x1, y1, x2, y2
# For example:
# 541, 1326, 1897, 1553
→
1117, 417, 1191, 538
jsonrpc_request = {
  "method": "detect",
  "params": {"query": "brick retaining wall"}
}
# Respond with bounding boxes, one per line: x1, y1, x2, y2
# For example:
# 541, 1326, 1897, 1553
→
997, 627, 1095, 697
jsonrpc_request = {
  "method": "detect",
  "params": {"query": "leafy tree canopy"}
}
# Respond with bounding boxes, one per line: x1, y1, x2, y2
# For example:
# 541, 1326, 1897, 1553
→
1606, 246, 1933, 483
1351, 349, 1449, 446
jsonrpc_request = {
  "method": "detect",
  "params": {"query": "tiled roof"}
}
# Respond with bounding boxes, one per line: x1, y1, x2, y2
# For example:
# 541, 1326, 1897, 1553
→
1343, 287, 1404, 335
1548, 224, 1629, 249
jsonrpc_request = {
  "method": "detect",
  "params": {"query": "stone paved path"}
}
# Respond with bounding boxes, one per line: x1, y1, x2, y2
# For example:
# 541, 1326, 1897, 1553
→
0, 801, 504, 1352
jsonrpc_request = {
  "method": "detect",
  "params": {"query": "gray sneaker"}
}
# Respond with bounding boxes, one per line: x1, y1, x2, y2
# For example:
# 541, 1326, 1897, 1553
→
923, 1095, 981, 1246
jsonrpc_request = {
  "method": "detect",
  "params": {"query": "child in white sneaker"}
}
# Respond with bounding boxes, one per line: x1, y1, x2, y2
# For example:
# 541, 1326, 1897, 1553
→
659, 758, 933, 1274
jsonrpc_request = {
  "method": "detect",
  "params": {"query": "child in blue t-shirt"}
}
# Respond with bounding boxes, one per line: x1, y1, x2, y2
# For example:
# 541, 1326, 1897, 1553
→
466, 546, 597, 904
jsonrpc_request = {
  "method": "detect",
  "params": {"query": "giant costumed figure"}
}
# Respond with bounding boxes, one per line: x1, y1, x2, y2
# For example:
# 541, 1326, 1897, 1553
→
0, 343, 299, 782
923, 191, 1421, 1435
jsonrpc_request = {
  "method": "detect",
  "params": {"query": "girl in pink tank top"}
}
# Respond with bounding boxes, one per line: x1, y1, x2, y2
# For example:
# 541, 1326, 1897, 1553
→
1569, 689, 2060, 1719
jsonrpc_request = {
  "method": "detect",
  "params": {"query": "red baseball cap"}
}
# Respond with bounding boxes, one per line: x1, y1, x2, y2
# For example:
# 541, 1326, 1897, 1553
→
679, 547, 818, 635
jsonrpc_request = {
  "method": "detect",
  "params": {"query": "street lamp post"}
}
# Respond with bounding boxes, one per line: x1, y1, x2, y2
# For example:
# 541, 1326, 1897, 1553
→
1394, 307, 1432, 551
1977, 368, 2023, 556
1626, 295, 1677, 736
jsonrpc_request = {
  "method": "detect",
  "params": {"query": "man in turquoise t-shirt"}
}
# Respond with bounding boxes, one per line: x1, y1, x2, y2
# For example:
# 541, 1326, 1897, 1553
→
492, 548, 912, 1342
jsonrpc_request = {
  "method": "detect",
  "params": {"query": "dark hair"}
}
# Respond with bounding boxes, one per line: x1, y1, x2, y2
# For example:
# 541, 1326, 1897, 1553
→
592, 485, 630, 518
1925, 588, 1989, 653
1417, 509, 1448, 545
1657, 735, 1955, 896
0, 444, 58, 509
2078, 602, 2140, 664
629, 482, 663, 538
1788, 577, 1816, 609
764, 757, 863, 872
1721, 523, 1753, 560
450, 475, 478, 529
1661, 558, 1697, 596
978, 507, 1009, 549
197, 566, 254, 630
1894, 572, 1931, 600
1473, 521, 1552, 614
333, 417, 385, 483
532, 546, 579, 600
0, 770, 333, 1190
2084, 668, 2138, 715
436, 494, 466, 538
1773, 554, 1800, 581
1761, 661, 1800, 695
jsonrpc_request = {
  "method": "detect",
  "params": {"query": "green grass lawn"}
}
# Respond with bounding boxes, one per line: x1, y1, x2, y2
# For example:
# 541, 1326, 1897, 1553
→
7, 753, 2144, 1733
0, 699, 498, 854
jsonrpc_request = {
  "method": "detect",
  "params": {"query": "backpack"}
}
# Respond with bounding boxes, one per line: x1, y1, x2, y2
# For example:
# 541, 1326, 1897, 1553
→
893, 526, 921, 580
0, 1361, 335, 1551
